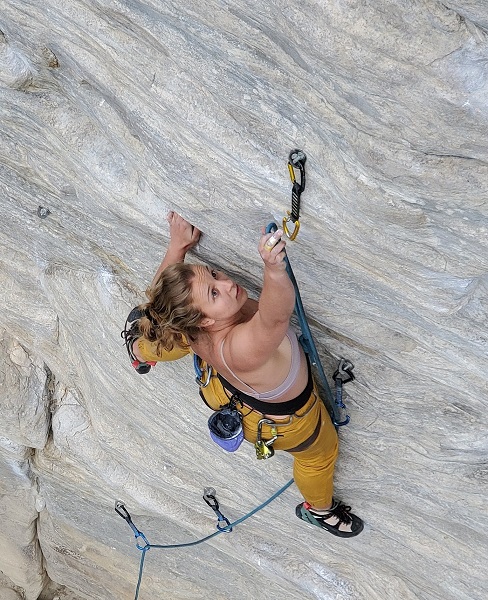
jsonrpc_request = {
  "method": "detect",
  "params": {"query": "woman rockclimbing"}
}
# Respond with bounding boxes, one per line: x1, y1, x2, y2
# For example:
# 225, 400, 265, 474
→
129, 211, 363, 537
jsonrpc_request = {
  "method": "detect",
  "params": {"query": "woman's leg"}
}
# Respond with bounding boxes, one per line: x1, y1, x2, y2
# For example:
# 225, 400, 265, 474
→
289, 402, 338, 508
290, 403, 363, 537
201, 374, 363, 536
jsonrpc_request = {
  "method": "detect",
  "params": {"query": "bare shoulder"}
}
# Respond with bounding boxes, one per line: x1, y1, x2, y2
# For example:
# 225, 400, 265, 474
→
223, 311, 290, 373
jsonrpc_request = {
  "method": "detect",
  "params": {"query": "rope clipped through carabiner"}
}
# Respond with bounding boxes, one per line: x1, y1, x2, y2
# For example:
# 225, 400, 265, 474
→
116, 479, 294, 600
283, 149, 306, 240
203, 488, 232, 531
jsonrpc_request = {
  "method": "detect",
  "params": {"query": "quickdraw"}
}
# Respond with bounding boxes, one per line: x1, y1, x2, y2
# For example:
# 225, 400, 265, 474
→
202, 488, 232, 531
283, 149, 306, 240
332, 359, 355, 426
193, 354, 212, 387
116, 479, 295, 600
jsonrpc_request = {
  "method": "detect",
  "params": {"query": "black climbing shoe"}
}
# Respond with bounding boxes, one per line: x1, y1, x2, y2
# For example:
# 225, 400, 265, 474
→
295, 500, 364, 538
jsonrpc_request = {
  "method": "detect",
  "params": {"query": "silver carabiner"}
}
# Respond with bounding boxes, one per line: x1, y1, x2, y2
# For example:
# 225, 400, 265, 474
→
195, 368, 212, 388
194, 355, 213, 387
333, 358, 355, 384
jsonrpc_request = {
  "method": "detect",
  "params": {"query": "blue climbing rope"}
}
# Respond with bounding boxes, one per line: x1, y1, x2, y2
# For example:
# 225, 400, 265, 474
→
116, 478, 294, 600
265, 222, 350, 426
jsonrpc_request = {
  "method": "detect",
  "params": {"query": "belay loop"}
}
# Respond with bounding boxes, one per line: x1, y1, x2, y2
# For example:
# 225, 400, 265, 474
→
283, 149, 306, 240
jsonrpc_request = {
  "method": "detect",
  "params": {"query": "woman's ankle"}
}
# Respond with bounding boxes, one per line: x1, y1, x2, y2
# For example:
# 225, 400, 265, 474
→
307, 502, 333, 512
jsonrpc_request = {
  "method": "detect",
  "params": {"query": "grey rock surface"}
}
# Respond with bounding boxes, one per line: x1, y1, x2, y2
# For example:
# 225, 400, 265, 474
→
0, 1, 487, 599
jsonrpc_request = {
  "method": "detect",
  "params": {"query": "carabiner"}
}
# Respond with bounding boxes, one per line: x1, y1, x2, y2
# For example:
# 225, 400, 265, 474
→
216, 515, 232, 532
195, 369, 212, 388
194, 355, 212, 387
115, 501, 150, 549
283, 213, 300, 240
255, 419, 278, 459
203, 488, 232, 532
255, 440, 275, 459
332, 358, 353, 427
334, 414, 350, 427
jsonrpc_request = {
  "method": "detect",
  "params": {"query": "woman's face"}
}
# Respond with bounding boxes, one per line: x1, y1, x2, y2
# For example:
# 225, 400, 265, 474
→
191, 265, 248, 326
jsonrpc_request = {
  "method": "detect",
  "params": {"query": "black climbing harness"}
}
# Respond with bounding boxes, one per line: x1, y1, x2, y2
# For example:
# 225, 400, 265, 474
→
283, 149, 306, 240
116, 480, 294, 600
121, 307, 157, 375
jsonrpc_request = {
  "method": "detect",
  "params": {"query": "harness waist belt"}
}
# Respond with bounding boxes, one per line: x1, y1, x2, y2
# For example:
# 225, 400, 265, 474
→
217, 356, 313, 416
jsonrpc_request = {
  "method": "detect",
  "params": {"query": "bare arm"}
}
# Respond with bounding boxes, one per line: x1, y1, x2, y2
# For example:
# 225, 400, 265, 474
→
149, 211, 201, 289
254, 228, 295, 332
226, 229, 295, 371
135, 212, 200, 362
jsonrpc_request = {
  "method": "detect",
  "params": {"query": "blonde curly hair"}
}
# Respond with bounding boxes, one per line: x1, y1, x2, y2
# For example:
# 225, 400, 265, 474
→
138, 263, 205, 353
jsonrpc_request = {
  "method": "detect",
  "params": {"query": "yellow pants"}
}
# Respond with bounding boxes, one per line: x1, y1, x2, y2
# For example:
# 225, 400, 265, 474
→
199, 373, 339, 507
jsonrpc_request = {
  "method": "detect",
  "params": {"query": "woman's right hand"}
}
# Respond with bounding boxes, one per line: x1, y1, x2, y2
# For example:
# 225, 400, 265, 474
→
167, 211, 201, 252
148, 211, 200, 290
259, 228, 287, 271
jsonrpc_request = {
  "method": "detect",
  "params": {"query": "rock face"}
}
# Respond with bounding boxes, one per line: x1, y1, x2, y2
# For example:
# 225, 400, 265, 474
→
0, 1, 487, 599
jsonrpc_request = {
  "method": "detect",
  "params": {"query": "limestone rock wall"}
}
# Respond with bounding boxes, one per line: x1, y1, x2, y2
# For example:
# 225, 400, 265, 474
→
0, 1, 487, 599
